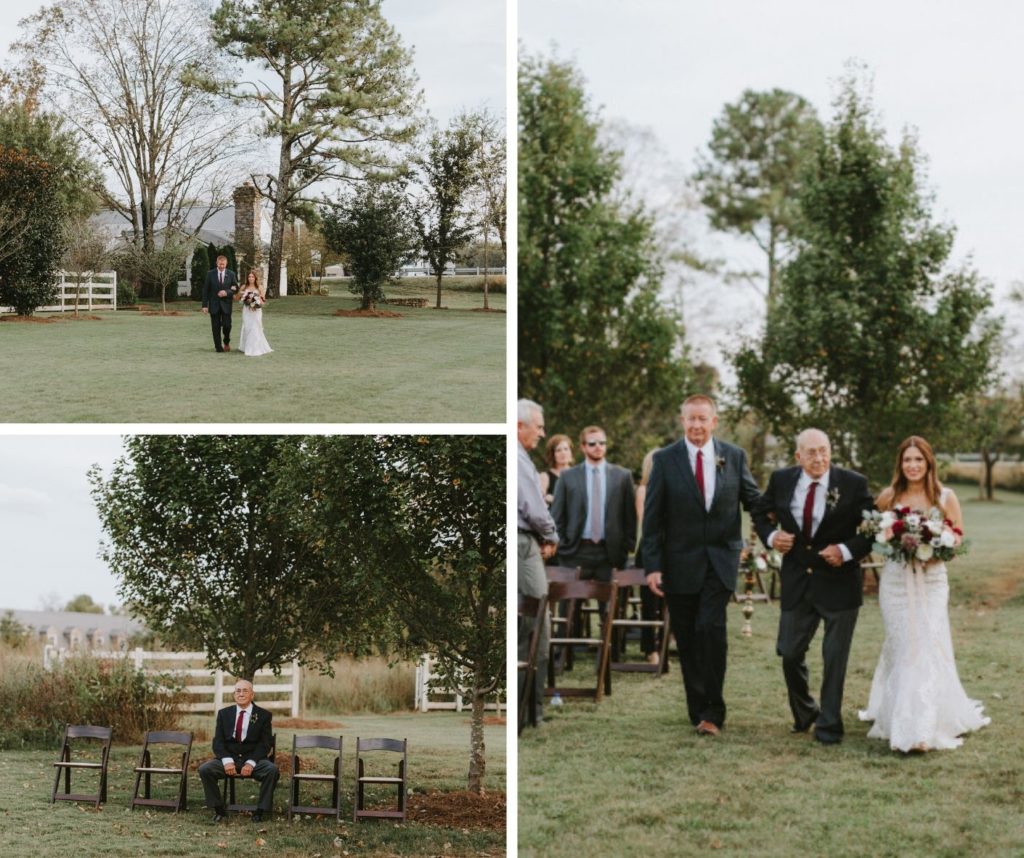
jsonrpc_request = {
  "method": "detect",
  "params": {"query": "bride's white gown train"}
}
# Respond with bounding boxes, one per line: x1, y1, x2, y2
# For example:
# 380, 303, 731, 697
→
858, 519, 990, 751
239, 304, 272, 356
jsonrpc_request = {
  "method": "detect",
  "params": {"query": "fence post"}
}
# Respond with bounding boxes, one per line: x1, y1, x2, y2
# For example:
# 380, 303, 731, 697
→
133, 646, 144, 670
290, 659, 300, 717
213, 667, 224, 710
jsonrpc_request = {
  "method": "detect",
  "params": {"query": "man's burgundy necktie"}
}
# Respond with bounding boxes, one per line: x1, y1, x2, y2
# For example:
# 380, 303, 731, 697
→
695, 450, 705, 505
803, 482, 819, 540
234, 709, 244, 742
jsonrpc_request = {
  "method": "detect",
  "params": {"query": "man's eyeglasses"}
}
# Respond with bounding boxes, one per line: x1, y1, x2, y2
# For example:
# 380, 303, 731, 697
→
585, 440, 607, 447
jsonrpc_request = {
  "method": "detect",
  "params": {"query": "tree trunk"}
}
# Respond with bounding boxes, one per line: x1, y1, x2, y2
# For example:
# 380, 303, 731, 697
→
983, 448, 996, 500
750, 423, 767, 485
435, 270, 443, 309
467, 676, 486, 794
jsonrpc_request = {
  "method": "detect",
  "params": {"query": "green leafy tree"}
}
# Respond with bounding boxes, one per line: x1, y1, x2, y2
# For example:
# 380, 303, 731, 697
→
89, 436, 388, 680
200, 0, 419, 297
0, 146, 67, 315
414, 115, 481, 309
693, 89, 821, 479
733, 73, 1002, 484
117, 232, 192, 312
189, 247, 208, 300
64, 594, 105, 614
519, 53, 692, 467
206, 242, 219, 271
320, 182, 419, 310
304, 435, 504, 794
957, 389, 1024, 500
0, 611, 29, 648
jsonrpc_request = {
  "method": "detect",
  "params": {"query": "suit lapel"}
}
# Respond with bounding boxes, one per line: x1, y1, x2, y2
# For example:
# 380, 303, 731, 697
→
817, 466, 841, 533
779, 467, 802, 533
669, 441, 703, 510
709, 440, 724, 510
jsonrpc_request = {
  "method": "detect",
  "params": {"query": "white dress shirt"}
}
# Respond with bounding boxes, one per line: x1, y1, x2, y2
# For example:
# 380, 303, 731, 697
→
222, 704, 257, 767
684, 438, 716, 512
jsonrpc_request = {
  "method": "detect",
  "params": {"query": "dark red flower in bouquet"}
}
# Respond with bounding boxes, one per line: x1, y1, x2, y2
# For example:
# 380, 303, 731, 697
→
892, 520, 906, 536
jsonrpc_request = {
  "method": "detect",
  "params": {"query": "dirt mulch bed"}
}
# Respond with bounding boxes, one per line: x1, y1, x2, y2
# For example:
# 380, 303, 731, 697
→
334, 308, 404, 318
408, 790, 506, 831
470, 307, 507, 313
1, 314, 61, 323
139, 310, 189, 316
273, 718, 345, 730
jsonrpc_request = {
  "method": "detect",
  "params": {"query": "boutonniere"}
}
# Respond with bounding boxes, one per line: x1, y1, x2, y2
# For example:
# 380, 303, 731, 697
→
715, 455, 726, 473
826, 487, 840, 511
250, 711, 259, 724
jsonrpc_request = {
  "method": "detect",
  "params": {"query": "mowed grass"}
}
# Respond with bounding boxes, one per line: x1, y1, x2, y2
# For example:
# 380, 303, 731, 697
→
518, 491, 1024, 857
0, 711, 506, 858
0, 287, 505, 423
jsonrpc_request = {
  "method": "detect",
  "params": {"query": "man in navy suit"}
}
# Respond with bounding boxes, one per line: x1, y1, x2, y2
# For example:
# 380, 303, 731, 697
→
202, 254, 239, 352
642, 394, 761, 736
198, 678, 278, 822
752, 428, 874, 744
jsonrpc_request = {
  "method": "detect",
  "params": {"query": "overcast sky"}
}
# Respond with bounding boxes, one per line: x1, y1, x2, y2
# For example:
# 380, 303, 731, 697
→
0, 0, 505, 125
519, 0, 1024, 372
0, 436, 125, 611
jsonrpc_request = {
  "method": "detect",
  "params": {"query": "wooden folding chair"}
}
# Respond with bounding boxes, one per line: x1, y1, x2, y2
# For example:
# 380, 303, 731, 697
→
545, 566, 580, 672
222, 734, 276, 813
353, 737, 407, 822
131, 730, 193, 812
288, 735, 343, 820
545, 579, 618, 702
610, 567, 670, 674
51, 725, 113, 809
517, 593, 549, 734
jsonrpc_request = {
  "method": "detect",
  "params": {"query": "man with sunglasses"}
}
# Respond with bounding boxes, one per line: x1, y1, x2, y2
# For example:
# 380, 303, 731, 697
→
551, 426, 636, 586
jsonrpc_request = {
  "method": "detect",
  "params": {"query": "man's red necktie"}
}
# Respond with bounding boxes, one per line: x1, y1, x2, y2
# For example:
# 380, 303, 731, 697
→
234, 709, 244, 742
695, 450, 705, 505
803, 482, 819, 540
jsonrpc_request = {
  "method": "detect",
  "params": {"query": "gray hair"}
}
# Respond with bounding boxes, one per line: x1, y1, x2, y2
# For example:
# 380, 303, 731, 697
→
517, 398, 543, 423
796, 428, 830, 449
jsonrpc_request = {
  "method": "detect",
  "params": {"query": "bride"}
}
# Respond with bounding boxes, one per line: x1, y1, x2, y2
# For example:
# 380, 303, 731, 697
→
858, 436, 990, 752
238, 270, 273, 357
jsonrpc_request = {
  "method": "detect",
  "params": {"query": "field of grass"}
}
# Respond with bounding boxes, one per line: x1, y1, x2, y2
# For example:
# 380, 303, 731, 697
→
0, 710, 505, 857
518, 491, 1024, 857
0, 290, 505, 423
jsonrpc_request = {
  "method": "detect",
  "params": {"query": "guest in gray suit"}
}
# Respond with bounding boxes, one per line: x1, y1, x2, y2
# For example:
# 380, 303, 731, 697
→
551, 425, 636, 583
642, 395, 761, 736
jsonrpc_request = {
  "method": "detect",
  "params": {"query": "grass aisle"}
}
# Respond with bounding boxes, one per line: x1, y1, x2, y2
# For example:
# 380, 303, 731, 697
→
519, 491, 1024, 857
0, 292, 505, 423
0, 712, 506, 858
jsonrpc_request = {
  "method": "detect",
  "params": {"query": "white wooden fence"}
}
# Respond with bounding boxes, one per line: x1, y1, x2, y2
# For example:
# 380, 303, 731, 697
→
0, 271, 118, 313
414, 653, 504, 713
43, 647, 300, 716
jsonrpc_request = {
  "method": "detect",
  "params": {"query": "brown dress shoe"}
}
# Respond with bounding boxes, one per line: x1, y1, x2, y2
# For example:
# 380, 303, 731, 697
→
224, 343, 231, 351
696, 720, 720, 736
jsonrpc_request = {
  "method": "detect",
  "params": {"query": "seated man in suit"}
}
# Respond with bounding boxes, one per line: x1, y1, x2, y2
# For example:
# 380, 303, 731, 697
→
198, 678, 278, 823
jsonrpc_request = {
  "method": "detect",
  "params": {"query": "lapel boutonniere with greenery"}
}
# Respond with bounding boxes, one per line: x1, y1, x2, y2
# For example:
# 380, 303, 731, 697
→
826, 486, 841, 511
250, 711, 259, 725
715, 455, 726, 473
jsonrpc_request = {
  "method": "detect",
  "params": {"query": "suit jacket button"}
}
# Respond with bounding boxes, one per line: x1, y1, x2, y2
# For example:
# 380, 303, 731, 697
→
806, 568, 812, 575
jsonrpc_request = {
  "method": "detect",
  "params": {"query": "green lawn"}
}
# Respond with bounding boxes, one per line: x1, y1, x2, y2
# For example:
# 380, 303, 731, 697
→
0, 289, 505, 423
518, 491, 1024, 857
0, 711, 505, 858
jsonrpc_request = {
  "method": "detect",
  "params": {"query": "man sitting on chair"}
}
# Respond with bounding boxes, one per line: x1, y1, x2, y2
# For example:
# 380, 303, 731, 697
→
198, 678, 278, 823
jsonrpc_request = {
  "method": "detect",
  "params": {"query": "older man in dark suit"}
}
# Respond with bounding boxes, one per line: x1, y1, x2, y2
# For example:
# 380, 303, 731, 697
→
201, 254, 239, 352
642, 395, 761, 736
552, 425, 636, 583
198, 678, 278, 822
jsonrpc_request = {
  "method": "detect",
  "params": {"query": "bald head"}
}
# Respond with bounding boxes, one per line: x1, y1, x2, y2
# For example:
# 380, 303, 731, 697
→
795, 428, 831, 479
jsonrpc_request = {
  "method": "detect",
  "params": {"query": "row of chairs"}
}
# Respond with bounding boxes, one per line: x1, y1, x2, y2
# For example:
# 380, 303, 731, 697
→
518, 566, 672, 732
51, 725, 408, 821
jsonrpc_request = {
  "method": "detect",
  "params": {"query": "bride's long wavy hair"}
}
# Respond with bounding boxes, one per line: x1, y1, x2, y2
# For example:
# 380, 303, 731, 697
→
877, 435, 944, 513
244, 269, 264, 297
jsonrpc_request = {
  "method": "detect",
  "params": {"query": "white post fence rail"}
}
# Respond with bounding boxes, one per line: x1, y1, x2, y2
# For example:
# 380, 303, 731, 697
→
414, 653, 504, 714
0, 271, 117, 313
43, 646, 300, 717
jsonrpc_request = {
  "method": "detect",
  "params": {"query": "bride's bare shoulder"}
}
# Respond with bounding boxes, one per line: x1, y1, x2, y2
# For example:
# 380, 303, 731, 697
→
876, 486, 895, 510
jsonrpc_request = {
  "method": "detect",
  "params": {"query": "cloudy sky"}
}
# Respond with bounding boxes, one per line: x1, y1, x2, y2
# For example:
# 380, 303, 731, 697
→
0, 435, 125, 611
0, 0, 506, 124
519, 0, 1024, 371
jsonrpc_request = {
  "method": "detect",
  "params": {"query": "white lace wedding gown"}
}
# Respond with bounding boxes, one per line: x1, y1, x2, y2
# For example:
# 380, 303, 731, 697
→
238, 293, 272, 356
858, 494, 989, 751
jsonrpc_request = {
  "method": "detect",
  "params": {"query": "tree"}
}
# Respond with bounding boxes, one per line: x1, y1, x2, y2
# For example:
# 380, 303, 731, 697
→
12, 0, 244, 251
189, 247, 208, 300
958, 389, 1024, 500
89, 436, 389, 680
464, 108, 506, 309
304, 435, 504, 794
200, 0, 419, 297
519, 53, 692, 467
64, 594, 105, 614
733, 73, 1002, 484
0, 146, 67, 315
693, 89, 821, 480
320, 182, 419, 310
415, 116, 481, 309
117, 232, 193, 313
0, 102, 103, 220
0, 611, 29, 648
61, 216, 111, 317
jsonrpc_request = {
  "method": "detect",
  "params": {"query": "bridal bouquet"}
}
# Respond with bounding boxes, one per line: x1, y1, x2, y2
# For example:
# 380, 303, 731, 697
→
859, 506, 966, 566
242, 291, 265, 309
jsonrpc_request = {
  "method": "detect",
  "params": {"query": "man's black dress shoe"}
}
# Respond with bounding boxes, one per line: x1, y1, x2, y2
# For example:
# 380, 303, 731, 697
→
210, 807, 226, 823
251, 810, 265, 823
